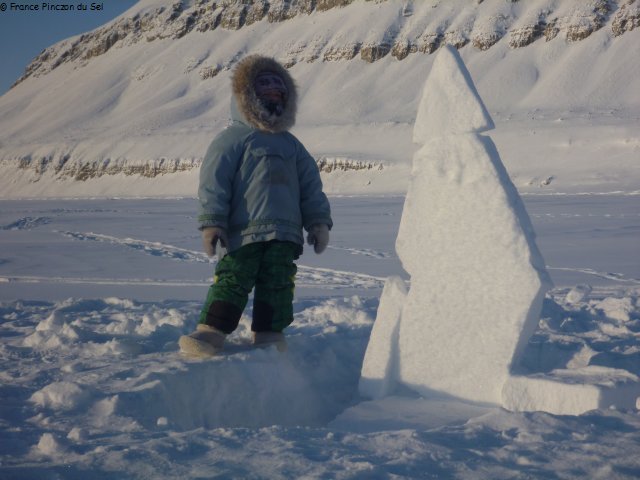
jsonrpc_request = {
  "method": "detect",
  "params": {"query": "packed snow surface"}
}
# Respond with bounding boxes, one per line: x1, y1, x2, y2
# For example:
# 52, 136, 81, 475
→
1, 196, 639, 478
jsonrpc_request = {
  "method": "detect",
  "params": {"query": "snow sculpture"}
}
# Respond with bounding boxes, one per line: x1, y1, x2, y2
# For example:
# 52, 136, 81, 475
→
360, 45, 552, 405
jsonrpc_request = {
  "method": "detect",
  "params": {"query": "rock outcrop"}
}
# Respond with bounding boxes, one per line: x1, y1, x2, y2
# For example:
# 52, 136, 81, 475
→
509, 22, 546, 48
316, 157, 383, 173
323, 43, 361, 62
612, 0, 640, 36
11, 155, 201, 181
360, 43, 392, 63
7, 152, 383, 181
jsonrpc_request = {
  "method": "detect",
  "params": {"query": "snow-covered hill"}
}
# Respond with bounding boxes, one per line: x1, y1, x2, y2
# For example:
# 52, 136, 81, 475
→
0, 0, 639, 198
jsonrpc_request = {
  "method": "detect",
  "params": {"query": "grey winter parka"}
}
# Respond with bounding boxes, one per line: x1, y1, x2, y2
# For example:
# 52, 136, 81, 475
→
197, 55, 333, 253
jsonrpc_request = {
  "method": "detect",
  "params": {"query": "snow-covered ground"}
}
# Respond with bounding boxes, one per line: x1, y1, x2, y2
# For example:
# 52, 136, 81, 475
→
1, 194, 639, 478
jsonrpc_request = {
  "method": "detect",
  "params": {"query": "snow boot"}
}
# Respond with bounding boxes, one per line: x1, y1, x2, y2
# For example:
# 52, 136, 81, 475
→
179, 324, 226, 357
253, 331, 287, 352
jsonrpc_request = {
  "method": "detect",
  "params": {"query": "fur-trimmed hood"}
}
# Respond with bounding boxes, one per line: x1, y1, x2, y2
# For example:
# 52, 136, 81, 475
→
231, 55, 297, 134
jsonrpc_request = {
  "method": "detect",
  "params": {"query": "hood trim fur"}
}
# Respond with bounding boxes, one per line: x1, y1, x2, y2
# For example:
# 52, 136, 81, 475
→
231, 55, 297, 133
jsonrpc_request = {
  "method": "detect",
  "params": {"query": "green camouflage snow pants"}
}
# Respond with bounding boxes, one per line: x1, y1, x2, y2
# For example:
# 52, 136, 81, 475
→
199, 240, 300, 334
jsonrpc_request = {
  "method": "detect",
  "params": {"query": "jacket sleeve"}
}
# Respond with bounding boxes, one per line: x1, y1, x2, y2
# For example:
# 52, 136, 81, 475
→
295, 139, 333, 232
197, 130, 244, 230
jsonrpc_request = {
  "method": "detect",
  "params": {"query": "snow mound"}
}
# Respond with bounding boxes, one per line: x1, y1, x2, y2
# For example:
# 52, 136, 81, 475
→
565, 284, 593, 304
34, 433, 66, 457
30, 382, 90, 411
117, 350, 332, 429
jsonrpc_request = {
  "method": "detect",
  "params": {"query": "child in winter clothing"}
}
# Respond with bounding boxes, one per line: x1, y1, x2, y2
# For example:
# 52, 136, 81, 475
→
179, 55, 333, 356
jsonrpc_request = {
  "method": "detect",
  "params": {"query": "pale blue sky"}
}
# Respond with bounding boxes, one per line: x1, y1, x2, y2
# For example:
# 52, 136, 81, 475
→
0, 0, 138, 95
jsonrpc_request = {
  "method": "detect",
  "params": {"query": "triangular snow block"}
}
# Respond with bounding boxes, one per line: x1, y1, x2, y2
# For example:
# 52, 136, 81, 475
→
413, 44, 494, 144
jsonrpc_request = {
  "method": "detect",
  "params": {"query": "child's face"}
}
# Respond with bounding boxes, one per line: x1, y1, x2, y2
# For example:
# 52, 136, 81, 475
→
254, 72, 288, 106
